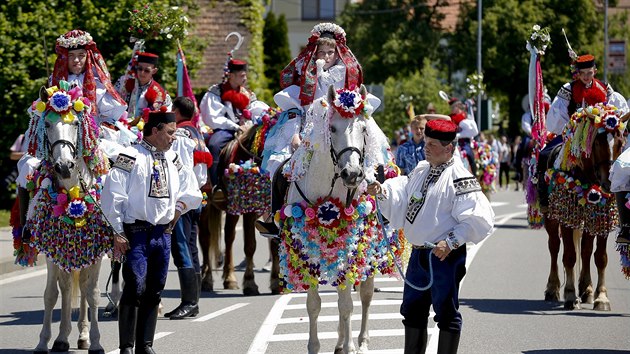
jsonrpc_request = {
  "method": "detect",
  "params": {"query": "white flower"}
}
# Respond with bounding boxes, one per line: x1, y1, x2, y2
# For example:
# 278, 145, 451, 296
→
533, 24, 541, 31
166, 34, 173, 39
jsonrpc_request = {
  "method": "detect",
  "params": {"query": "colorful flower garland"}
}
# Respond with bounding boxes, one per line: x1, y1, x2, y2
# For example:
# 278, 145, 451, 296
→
14, 161, 114, 271
224, 159, 271, 215
332, 89, 366, 118
276, 195, 405, 292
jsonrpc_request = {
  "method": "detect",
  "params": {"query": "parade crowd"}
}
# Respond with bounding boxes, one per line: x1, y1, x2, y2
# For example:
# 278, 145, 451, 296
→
10, 20, 630, 354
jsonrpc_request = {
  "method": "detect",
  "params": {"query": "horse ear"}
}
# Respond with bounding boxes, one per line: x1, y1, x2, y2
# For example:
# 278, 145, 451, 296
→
327, 84, 336, 103
39, 86, 48, 102
359, 84, 367, 97
620, 111, 630, 123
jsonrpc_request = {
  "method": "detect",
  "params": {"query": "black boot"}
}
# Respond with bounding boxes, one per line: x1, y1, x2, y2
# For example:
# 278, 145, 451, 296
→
168, 268, 199, 320
437, 330, 460, 354
196, 272, 202, 303
118, 303, 137, 354
136, 303, 159, 354
404, 326, 427, 354
615, 192, 630, 244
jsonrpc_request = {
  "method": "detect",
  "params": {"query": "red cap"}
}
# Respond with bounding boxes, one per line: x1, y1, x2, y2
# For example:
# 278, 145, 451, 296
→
137, 52, 159, 65
425, 119, 457, 141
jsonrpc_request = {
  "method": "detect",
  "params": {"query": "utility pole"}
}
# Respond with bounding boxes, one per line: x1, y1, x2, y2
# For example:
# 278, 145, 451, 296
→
604, 0, 609, 82
477, 0, 482, 131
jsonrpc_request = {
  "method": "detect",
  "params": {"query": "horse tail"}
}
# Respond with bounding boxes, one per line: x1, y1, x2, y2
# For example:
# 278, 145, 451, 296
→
71, 270, 81, 310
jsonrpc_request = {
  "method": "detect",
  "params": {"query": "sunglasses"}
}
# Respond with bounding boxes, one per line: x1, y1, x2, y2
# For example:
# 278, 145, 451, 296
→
136, 66, 154, 73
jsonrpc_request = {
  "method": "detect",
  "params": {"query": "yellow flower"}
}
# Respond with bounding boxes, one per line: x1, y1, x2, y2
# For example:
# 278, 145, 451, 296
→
73, 100, 85, 112
36, 101, 47, 112
69, 186, 81, 200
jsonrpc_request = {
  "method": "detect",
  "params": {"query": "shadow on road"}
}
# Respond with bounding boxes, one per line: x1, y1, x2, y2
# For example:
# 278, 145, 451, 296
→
460, 298, 630, 318
494, 223, 530, 229
523, 350, 629, 354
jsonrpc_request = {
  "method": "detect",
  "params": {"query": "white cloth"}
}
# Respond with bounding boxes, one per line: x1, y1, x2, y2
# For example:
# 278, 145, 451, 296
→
114, 77, 172, 119
172, 128, 209, 188
101, 141, 203, 234
199, 86, 269, 131
521, 111, 532, 137
611, 147, 630, 192
377, 158, 494, 247
51, 72, 128, 125
547, 82, 629, 135
457, 118, 479, 139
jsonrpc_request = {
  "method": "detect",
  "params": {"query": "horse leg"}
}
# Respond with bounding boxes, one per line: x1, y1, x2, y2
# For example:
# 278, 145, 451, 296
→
199, 204, 213, 292
222, 213, 239, 290
269, 237, 281, 295
242, 212, 260, 296
356, 277, 374, 353
51, 269, 73, 352
335, 286, 356, 354
81, 260, 105, 354
35, 260, 59, 353
593, 235, 611, 311
561, 227, 580, 310
578, 232, 595, 304
104, 261, 122, 317
543, 218, 561, 302
307, 287, 322, 354
77, 276, 89, 350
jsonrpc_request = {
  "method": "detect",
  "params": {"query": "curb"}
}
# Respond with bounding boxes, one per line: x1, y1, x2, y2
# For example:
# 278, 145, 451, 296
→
0, 255, 47, 277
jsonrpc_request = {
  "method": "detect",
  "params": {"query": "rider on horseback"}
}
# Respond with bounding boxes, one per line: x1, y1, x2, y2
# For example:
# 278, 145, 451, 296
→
199, 58, 269, 202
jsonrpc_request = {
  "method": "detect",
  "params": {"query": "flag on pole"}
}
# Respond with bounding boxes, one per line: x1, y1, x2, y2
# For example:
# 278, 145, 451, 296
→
176, 41, 200, 127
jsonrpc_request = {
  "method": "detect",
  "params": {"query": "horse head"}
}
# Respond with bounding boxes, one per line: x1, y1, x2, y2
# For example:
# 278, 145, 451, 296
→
327, 84, 369, 188
31, 81, 96, 190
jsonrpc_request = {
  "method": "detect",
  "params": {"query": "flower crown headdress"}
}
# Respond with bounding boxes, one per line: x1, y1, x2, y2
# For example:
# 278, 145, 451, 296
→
56, 30, 94, 49
311, 23, 346, 42
331, 88, 366, 119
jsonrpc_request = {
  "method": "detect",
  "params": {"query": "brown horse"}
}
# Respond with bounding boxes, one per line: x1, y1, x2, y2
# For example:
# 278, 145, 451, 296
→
198, 124, 281, 295
541, 107, 626, 310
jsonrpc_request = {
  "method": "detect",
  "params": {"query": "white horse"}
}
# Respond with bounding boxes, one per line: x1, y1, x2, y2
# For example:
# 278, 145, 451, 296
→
23, 84, 112, 354
279, 85, 397, 354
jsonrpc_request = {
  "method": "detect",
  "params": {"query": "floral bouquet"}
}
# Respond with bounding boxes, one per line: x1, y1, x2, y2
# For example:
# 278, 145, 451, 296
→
224, 159, 271, 215
466, 72, 485, 97
526, 24, 551, 56
128, 4, 190, 41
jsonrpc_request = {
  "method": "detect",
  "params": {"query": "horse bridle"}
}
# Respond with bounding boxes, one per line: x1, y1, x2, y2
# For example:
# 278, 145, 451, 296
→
47, 136, 78, 160
294, 133, 367, 207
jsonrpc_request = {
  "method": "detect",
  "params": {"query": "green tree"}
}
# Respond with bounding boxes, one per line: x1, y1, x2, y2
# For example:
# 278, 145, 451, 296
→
379, 58, 450, 139
451, 0, 606, 136
263, 12, 291, 95
338, 0, 446, 84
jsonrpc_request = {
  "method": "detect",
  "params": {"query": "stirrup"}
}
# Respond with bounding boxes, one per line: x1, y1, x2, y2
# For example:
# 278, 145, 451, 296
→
255, 220, 279, 239
212, 186, 226, 204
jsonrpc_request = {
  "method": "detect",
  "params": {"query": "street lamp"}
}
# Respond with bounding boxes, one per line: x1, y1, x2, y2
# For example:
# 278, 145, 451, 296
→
476, 0, 483, 131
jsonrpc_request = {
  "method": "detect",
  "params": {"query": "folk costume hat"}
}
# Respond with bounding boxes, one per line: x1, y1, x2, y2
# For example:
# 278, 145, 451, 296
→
280, 23, 363, 106
227, 59, 247, 72
425, 119, 457, 142
52, 30, 126, 116
136, 52, 159, 66
143, 107, 176, 132
575, 54, 596, 69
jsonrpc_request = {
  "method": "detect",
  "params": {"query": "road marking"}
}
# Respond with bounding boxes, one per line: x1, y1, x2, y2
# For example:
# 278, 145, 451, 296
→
247, 293, 293, 353
0, 268, 47, 286
284, 299, 401, 310
192, 302, 249, 322
490, 201, 508, 207
105, 332, 173, 354
277, 312, 404, 324
270, 328, 406, 341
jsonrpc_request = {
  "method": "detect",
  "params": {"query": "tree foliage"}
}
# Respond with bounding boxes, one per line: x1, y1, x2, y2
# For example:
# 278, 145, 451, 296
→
338, 0, 446, 84
379, 58, 450, 139
263, 12, 291, 95
450, 0, 614, 136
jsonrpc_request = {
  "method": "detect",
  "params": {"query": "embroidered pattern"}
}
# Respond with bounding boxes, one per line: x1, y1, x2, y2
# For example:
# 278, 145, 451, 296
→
454, 177, 482, 196
446, 231, 460, 250
406, 159, 454, 224
172, 154, 183, 172
557, 86, 571, 101
149, 151, 169, 198
114, 153, 136, 173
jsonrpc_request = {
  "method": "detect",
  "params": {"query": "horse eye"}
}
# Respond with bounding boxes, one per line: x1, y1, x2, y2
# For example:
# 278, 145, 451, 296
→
44, 121, 51, 128
330, 126, 337, 133
73, 120, 79, 126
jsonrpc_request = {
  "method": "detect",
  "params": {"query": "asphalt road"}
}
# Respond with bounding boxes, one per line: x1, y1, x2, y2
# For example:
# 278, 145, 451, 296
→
1, 188, 629, 354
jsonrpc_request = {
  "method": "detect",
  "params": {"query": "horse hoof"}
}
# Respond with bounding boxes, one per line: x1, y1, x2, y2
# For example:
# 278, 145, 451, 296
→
564, 299, 580, 310
544, 291, 560, 302
243, 287, 260, 296
78, 338, 89, 349
224, 280, 239, 290
51, 340, 69, 352
88, 349, 105, 354
33, 350, 49, 354
593, 301, 611, 311
581, 293, 594, 305
201, 282, 214, 292
270, 288, 281, 295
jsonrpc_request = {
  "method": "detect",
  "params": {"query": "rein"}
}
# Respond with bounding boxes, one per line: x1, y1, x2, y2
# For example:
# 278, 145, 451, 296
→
48, 138, 78, 159
235, 130, 262, 165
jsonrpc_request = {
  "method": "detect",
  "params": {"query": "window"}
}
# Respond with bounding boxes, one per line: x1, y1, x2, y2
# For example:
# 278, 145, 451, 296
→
302, 0, 335, 20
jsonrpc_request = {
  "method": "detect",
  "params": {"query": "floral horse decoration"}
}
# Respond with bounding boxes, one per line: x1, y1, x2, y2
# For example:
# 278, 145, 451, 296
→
14, 80, 113, 353
278, 85, 406, 354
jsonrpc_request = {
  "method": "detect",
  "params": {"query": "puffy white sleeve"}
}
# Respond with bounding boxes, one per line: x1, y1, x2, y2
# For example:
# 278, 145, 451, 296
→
248, 99, 270, 119
547, 84, 571, 135
457, 119, 479, 139
377, 175, 409, 229
521, 112, 532, 137
450, 191, 495, 246
199, 91, 239, 131
101, 165, 130, 234
95, 80, 128, 125
17, 154, 41, 188
176, 163, 203, 214
608, 91, 628, 115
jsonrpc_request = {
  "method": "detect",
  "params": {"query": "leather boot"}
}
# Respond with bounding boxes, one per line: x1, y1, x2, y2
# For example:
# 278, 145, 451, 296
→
117, 303, 137, 354
196, 272, 202, 303
437, 330, 460, 354
136, 303, 159, 354
404, 326, 427, 354
168, 268, 199, 320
